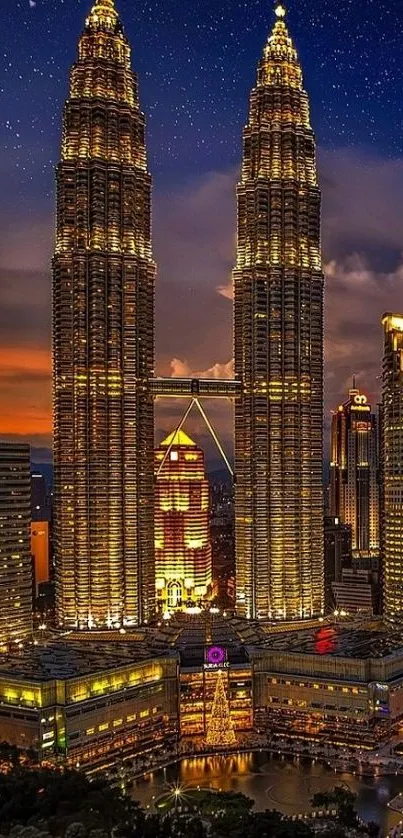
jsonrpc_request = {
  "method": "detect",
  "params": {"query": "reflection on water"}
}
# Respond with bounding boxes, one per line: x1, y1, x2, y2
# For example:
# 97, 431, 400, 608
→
179, 753, 254, 782
132, 751, 403, 836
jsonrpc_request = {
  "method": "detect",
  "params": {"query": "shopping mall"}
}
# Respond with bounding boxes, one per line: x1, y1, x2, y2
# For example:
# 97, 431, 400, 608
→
1, 613, 403, 768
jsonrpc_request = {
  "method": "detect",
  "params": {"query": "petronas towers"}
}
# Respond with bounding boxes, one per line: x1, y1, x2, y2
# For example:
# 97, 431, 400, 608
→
53, 0, 324, 629
234, 5, 324, 620
53, 0, 155, 629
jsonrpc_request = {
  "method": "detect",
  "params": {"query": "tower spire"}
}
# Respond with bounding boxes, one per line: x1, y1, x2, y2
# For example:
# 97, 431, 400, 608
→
86, 0, 119, 32
274, 2, 286, 18
261, 2, 303, 91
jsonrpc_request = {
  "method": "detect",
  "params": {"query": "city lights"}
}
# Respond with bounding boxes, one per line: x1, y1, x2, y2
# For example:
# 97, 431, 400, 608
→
2, 0, 403, 798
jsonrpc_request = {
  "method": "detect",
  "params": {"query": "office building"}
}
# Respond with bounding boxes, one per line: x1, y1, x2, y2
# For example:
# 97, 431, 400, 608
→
0, 443, 32, 649
330, 386, 379, 561
154, 430, 212, 610
331, 568, 375, 615
234, 4, 324, 619
53, 0, 156, 629
324, 516, 351, 612
31, 521, 50, 595
31, 472, 50, 522
381, 314, 403, 622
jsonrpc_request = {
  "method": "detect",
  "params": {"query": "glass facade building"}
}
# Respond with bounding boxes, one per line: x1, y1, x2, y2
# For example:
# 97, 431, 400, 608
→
0, 443, 32, 650
381, 314, 403, 622
234, 5, 324, 619
53, 0, 155, 629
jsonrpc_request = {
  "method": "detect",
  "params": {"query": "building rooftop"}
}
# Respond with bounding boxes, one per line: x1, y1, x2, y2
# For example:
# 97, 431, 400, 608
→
0, 630, 175, 682
160, 429, 196, 448
2, 615, 403, 684
257, 620, 403, 660
149, 612, 265, 667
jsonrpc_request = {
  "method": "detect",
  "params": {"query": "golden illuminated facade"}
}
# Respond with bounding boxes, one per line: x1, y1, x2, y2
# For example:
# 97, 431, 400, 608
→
180, 667, 253, 739
154, 431, 212, 610
330, 388, 379, 560
0, 637, 178, 765
0, 443, 32, 650
234, 5, 324, 619
53, 0, 155, 629
382, 314, 403, 622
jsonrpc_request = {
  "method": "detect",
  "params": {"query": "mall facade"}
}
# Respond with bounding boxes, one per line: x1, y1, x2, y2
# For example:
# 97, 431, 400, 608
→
1, 615, 403, 767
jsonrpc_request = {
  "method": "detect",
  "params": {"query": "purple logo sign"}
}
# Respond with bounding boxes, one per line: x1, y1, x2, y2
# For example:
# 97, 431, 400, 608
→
205, 646, 226, 666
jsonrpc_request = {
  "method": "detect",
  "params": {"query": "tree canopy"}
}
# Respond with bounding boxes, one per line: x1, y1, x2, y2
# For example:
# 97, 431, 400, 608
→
0, 767, 379, 838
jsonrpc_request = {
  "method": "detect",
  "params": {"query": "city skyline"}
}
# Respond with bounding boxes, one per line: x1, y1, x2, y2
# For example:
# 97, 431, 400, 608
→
2, 0, 403, 463
4, 0, 403, 796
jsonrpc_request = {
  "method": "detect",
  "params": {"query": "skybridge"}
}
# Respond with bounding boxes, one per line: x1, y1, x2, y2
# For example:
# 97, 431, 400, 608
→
149, 377, 241, 400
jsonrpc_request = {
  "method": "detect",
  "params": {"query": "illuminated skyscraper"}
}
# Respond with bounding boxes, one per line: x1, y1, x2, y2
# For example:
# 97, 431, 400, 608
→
234, 4, 324, 620
154, 430, 212, 611
53, 0, 155, 629
330, 387, 379, 560
381, 314, 403, 622
0, 443, 32, 649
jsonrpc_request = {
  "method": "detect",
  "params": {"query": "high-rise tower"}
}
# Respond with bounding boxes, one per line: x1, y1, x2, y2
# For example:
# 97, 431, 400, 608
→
381, 314, 403, 622
0, 442, 32, 649
330, 387, 379, 561
154, 430, 212, 611
53, 0, 155, 629
234, 4, 324, 620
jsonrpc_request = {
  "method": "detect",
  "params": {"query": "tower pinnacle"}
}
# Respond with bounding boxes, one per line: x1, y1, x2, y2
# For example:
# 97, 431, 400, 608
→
86, 0, 119, 32
275, 3, 286, 18
262, 2, 302, 91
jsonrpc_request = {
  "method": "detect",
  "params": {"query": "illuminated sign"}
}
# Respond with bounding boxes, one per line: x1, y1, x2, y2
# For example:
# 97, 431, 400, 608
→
351, 393, 370, 412
204, 646, 228, 670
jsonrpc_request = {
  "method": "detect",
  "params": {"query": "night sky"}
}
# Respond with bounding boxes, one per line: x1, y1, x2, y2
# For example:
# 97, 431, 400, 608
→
2, 0, 403, 465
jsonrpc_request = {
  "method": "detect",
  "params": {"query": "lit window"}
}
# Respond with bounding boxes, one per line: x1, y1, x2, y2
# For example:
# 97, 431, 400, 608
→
170, 450, 178, 462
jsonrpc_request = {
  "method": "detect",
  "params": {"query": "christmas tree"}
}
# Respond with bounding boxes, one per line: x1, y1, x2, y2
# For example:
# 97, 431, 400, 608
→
205, 670, 237, 747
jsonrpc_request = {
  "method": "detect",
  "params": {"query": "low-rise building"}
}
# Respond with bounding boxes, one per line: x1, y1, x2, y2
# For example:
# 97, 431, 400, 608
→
0, 633, 178, 768
253, 621, 403, 748
3, 616, 403, 766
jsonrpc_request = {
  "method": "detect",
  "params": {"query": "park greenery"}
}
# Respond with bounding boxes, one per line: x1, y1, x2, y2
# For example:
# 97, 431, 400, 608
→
0, 764, 380, 838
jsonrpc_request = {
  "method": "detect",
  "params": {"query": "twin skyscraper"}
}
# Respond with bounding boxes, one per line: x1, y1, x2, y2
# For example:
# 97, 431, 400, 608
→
53, 0, 324, 629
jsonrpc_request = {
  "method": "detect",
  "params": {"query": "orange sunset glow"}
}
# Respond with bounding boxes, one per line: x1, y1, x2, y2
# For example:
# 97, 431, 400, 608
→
0, 346, 52, 436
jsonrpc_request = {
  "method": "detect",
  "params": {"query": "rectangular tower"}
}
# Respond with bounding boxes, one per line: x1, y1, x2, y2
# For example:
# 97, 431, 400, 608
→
234, 5, 324, 620
53, 0, 155, 629
381, 314, 403, 622
0, 442, 32, 649
330, 388, 379, 560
